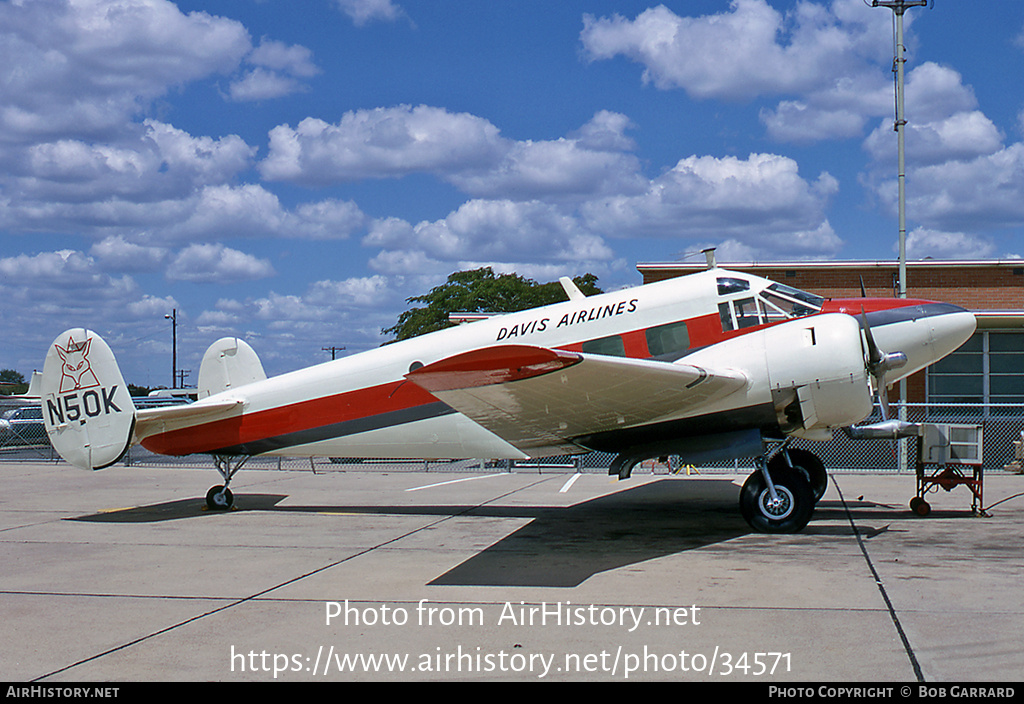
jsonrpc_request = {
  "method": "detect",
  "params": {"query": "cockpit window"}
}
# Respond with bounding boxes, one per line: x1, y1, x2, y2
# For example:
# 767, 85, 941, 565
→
719, 279, 824, 332
733, 297, 761, 328
766, 283, 824, 308
717, 277, 750, 295
760, 283, 824, 319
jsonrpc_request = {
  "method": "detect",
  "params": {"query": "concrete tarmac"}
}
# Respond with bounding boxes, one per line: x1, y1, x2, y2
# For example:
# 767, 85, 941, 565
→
1, 460, 1022, 682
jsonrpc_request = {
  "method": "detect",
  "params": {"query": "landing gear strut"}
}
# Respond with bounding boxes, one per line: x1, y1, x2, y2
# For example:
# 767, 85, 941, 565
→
739, 443, 822, 533
770, 447, 827, 503
206, 455, 248, 510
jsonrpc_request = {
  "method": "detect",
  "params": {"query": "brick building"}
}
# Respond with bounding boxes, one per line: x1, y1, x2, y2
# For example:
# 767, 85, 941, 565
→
637, 259, 1024, 409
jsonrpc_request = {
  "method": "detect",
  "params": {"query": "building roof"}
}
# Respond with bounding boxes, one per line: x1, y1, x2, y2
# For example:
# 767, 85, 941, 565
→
637, 259, 1024, 273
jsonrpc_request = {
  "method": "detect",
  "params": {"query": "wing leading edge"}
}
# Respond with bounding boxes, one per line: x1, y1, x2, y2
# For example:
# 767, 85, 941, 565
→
405, 344, 748, 456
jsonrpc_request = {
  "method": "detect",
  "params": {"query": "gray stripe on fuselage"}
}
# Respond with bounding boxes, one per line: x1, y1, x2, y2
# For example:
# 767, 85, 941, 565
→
862, 302, 968, 328
210, 401, 456, 456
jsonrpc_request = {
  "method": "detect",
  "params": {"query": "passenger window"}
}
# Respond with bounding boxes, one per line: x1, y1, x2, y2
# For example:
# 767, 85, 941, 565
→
582, 335, 626, 357
646, 321, 690, 356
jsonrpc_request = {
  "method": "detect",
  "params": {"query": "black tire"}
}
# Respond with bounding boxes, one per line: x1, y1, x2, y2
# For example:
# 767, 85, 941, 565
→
739, 467, 815, 533
206, 485, 234, 511
770, 449, 828, 503
911, 497, 931, 516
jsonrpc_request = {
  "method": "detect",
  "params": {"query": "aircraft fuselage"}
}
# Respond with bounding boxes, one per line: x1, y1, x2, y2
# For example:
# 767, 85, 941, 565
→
136, 268, 975, 463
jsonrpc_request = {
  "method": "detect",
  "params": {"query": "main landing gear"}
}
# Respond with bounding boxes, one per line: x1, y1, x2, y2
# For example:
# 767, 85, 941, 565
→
739, 444, 827, 533
205, 454, 249, 511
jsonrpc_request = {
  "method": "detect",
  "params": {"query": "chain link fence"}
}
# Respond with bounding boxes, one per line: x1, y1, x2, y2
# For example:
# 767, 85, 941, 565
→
3, 399, 1020, 475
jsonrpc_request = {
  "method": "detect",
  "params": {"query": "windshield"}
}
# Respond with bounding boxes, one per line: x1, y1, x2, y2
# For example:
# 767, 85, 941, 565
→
760, 283, 824, 319
717, 276, 824, 332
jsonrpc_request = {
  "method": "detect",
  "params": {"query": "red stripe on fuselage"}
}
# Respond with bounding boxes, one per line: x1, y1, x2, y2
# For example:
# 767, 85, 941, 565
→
822, 298, 935, 316
140, 379, 440, 456
561, 298, 937, 356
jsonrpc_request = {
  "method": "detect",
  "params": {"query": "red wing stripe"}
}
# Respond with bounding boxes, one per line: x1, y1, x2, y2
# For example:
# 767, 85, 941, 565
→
406, 345, 582, 393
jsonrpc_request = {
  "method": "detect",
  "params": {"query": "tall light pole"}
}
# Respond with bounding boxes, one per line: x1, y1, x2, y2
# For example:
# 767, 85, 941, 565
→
872, 0, 928, 300
165, 309, 177, 389
872, 0, 929, 474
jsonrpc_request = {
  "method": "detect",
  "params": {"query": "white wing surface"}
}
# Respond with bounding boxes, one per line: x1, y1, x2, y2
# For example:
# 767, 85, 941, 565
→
406, 345, 747, 455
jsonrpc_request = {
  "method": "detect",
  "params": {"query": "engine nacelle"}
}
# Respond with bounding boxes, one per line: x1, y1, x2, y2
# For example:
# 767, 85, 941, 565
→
763, 314, 874, 435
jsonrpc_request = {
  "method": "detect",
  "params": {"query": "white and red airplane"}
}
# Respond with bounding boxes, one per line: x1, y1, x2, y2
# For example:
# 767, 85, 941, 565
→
40, 261, 975, 533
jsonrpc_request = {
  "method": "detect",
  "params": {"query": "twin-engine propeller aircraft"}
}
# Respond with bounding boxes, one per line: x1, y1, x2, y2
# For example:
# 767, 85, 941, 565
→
40, 262, 975, 533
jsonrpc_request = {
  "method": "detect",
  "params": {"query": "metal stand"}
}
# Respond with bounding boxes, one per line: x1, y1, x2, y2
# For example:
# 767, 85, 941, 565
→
912, 424, 986, 516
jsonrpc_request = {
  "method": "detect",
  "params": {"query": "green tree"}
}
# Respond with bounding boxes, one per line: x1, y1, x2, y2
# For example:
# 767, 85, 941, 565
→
0, 369, 27, 395
383, 267, 602, 342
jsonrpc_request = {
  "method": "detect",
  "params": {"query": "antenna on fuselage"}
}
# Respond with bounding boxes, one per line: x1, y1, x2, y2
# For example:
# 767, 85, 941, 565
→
702, 247, 718, 269
559, 276, 586, 301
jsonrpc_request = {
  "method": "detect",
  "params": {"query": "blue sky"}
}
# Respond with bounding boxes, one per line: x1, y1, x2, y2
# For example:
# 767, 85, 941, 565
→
2, 0, 1023, 386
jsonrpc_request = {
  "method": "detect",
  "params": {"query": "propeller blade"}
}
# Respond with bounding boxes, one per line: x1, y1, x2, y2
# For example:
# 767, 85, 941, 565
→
877, 377, 891, 421
858, 307, 908, 422
859, 308, 883, 368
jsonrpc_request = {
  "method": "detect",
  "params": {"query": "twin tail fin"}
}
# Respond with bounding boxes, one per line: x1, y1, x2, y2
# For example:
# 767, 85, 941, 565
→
41, 329, 136, 470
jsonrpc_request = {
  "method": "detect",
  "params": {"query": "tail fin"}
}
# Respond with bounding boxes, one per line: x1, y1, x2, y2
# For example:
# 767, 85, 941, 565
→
41, 329, 136, 470
197, 337, 267, 399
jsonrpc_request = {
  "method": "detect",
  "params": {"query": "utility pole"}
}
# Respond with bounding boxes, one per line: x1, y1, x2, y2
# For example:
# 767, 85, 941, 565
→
872, 0, 929, 475
322, 346, 346, 360
165, 309, 177, 389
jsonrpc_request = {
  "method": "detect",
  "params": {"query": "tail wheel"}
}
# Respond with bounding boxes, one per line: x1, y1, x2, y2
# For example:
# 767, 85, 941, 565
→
206, 485, 234, 511
769, 449, 828, 503
740, 467, 815, 533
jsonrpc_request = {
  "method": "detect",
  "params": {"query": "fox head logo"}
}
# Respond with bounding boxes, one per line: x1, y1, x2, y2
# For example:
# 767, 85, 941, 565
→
56, 336, 101, 393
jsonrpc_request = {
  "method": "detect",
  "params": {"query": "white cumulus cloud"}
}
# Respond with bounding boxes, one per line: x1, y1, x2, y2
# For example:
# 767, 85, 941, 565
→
166, 244, 275, 283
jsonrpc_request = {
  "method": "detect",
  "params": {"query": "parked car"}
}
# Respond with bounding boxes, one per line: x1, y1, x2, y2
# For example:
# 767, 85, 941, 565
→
0, 405, 47, 447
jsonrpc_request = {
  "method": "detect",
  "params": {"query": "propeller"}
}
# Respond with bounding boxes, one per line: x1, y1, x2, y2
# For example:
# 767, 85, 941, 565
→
859, 308, 908, 421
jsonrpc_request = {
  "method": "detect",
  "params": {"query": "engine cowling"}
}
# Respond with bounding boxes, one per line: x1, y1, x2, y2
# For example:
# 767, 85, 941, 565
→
763, 313, 874, 435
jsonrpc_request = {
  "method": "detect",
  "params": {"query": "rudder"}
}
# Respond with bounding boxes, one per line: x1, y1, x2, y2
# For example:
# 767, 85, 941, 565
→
41, 328, 136, 469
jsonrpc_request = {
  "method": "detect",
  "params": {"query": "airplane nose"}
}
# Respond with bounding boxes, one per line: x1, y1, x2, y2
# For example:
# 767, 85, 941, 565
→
862, 302, 977, 384
928, 303, 977, 360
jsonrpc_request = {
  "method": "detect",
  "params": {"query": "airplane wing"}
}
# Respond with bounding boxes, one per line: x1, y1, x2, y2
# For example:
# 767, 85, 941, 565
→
405, 345, 747, 455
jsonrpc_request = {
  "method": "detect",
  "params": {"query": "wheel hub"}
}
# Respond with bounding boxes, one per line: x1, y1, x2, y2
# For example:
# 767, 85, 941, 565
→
758, 486, 794, 519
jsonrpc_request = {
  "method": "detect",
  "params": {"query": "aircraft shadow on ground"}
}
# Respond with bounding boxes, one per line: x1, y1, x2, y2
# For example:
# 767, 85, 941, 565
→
68, 479, 748, 587
428, 479, 749, 587
66, 479, 952, 587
